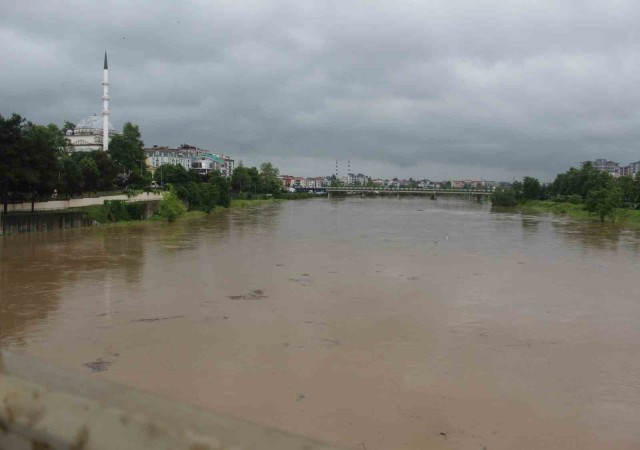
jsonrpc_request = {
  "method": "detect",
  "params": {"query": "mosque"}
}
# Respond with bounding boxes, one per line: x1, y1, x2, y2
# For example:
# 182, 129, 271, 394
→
66, 52, 117, 151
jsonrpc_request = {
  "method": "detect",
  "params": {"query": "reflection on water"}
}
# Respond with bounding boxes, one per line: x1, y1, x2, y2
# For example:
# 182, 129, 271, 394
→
0, 227, 147, 345
1, 198, 639, 450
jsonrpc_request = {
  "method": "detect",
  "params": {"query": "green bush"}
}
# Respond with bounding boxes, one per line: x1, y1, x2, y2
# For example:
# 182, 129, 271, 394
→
585, 187, 623, 222
567, 194, 583, 204
490, 188, 517, 207
126, 202, 145, 220
159, 186, 186, 222
103, 200, 130, 222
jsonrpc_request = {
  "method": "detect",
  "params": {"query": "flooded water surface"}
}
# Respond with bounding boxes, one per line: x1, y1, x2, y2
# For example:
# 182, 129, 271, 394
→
2, 198, 640, 449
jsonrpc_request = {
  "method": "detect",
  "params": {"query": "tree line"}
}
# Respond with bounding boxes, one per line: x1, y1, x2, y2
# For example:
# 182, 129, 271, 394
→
491, 162, 640, 222
1, 113, 148, 212
2, 113, 292, 217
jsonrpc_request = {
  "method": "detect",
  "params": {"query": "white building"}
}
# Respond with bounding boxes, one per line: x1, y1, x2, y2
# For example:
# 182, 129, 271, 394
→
144, 145, 235, 178
67, 115, 117, 152
145, 147, 193, 172
219, 155, 235, 178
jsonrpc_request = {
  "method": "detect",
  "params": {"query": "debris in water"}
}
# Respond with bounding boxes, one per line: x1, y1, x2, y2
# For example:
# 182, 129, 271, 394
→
133, 315, 184, 322
228, 290, 268, 300
322, 338, 340, 347
84, 358, 111, 373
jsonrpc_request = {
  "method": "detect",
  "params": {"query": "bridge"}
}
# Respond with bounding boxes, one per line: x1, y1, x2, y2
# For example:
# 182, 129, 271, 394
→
325, 186, 492, 198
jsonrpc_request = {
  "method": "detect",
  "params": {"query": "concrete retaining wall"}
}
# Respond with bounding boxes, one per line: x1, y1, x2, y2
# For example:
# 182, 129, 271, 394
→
5, 192, 162, 212
1, 200, 161, 236
1, 211, 93, 235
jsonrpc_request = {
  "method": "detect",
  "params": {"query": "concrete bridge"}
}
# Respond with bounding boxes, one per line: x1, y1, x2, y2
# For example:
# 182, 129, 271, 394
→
325, 186, 492, 198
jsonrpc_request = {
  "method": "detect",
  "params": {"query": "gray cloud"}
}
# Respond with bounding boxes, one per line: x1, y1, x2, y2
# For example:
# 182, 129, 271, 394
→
2, 0, 640, 181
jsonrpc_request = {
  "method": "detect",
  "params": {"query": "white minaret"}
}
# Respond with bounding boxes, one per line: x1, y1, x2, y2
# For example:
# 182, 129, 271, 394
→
102, 51, 110, 151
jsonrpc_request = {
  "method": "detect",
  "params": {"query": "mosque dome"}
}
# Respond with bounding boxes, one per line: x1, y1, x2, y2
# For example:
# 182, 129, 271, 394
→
75, 115, 115, 132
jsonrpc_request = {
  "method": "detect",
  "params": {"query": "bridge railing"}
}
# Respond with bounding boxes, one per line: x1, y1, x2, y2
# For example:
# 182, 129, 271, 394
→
325, 186, 493, 193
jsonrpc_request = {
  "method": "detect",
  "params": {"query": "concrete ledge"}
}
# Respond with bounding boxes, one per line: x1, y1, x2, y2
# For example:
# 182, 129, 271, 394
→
0, 351, 346, 450
5, 192, 163, 213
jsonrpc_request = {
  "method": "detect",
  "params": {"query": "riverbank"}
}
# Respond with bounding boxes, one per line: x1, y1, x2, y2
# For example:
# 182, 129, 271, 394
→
518, 200, 640, 228
1, 196, 316, 235
83, 198, 298, 227
81, 197, 291, 228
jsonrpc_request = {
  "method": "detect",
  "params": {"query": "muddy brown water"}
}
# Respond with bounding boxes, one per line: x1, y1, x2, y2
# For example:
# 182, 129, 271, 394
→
1, 197, 640, 449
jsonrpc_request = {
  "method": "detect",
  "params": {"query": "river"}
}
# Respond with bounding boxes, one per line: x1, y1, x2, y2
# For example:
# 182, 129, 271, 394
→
1, 197, 640, 449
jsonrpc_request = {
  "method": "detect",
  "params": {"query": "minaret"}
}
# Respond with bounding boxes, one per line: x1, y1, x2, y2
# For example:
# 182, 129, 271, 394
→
102, 51, 110, 151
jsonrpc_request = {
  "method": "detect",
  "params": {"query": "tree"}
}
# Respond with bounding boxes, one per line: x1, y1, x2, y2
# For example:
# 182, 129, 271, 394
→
231, 164, 253, 194
490, 187, 517, 207
159, 185, 186, 222
154, 163, 191, 185
209, 170, 231, 207
2, 115, 76, 211
259, 162, 280, 195
511, 180, 524, 201
585, 186, 623, 222
615, 175, 635, 205
522, 176, 542, 200
633, 173, 640, 205
62, 121, 76, 134
92, 151, 118, 191
58, 155, 83, 195
108, 122, 147, 184
1, 113, 28, 212
549, 162, 612, 200
79, 156, 100, 192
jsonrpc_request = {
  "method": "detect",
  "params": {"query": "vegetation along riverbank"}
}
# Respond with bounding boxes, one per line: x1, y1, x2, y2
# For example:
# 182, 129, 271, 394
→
1, 113, 311, 227
491, 162, 640, 227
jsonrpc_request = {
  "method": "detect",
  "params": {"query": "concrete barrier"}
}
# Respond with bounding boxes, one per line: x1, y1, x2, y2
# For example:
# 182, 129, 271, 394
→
5, 192, 163, 213
0, 351, 346, 450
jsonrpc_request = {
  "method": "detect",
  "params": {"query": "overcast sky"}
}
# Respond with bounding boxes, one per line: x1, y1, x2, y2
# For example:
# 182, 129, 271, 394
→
2, 0, 640, 181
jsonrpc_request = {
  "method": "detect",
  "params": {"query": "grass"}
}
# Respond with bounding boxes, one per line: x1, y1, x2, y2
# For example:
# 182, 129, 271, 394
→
76, 197, 284, 228
230, 198, 283, 208
518, 200, 640, 228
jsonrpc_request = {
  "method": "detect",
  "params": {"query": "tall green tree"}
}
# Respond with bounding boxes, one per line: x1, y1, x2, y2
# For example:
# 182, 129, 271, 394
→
159, 185, 186, 222
1, 118, 64, 210
108, 122, 146, 179
259, 162, 280, 195
62, 120, 76, 134
231, 164, 253, 193
585, 186, 623, 222
154, 163, 192, 185
1, 114, 28, 212
522, 176, 542, 200
58, 155, 83, 195
79, 156, 100, 192
209, 170, 231, 207
490, 187, 518, 207
615, 175, 635, 204
549, 162, 612, 199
